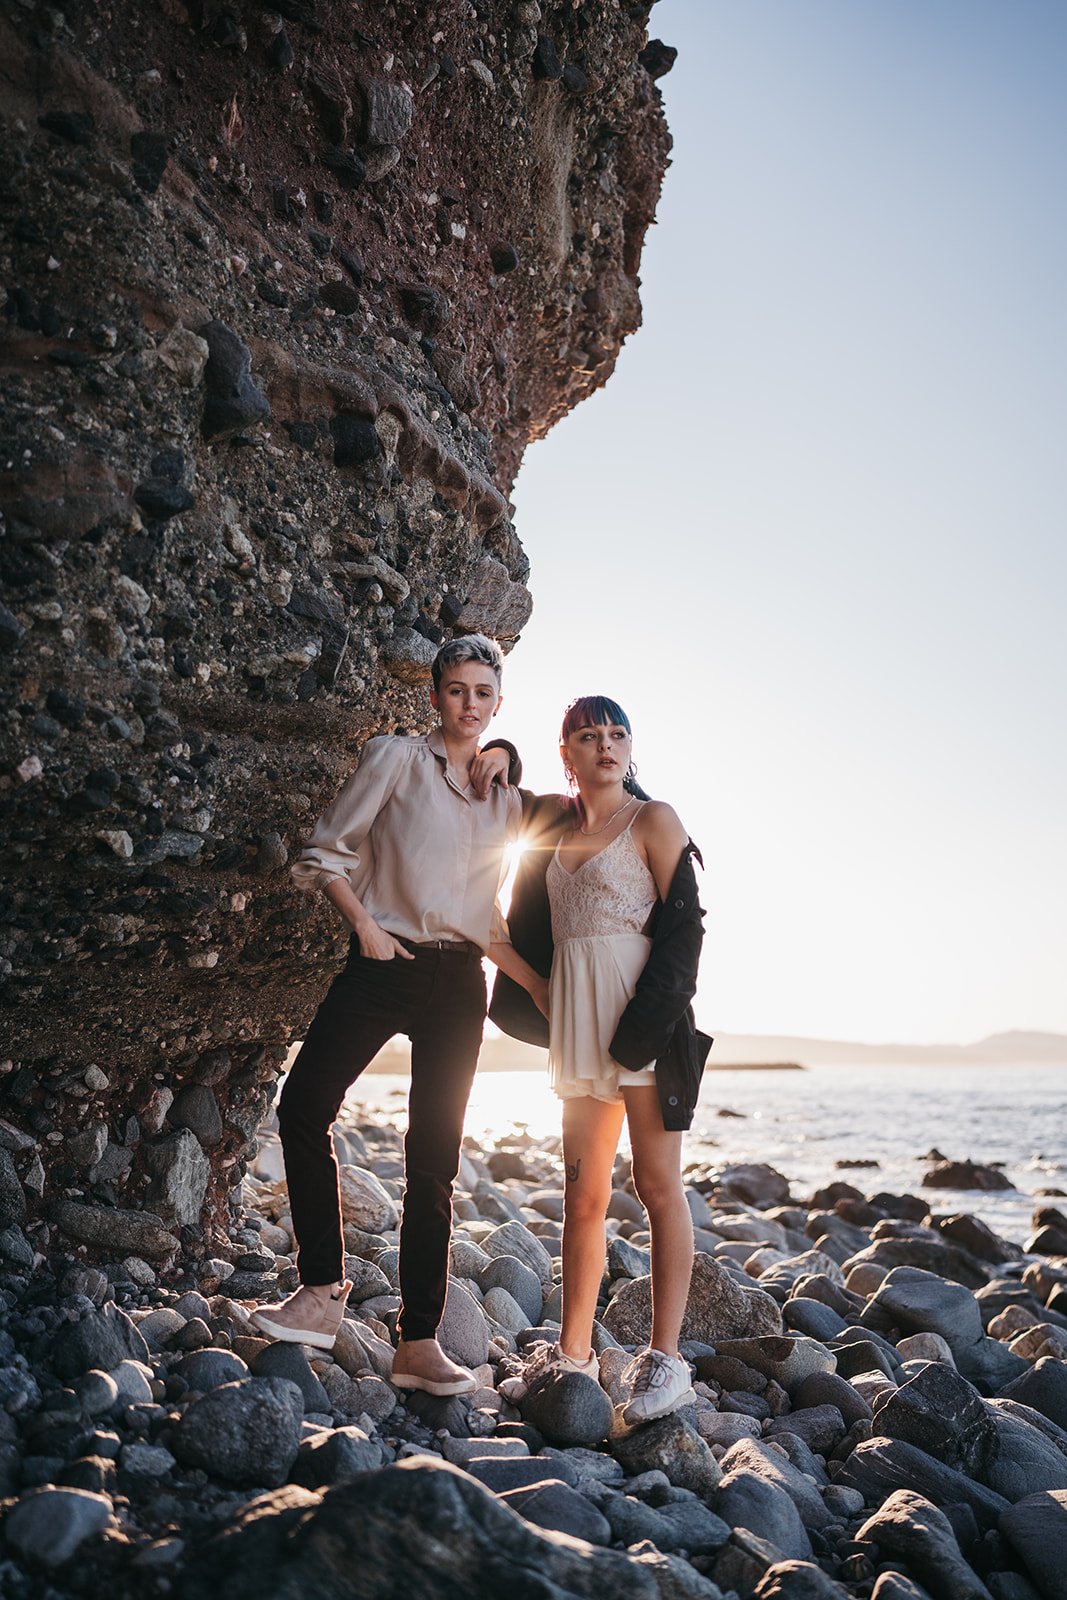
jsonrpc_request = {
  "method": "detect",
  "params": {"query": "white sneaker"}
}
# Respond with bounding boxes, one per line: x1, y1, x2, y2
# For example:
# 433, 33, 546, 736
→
618, 1348, 694, 1425
498, 1340, 599, 1403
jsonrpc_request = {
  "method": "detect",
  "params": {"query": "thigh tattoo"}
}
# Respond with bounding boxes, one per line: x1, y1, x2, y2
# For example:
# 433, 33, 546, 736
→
565, 1158, 581, 1183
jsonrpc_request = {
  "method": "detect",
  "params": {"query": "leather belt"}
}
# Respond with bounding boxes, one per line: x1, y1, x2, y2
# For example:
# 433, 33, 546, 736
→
397, 937, 480, 955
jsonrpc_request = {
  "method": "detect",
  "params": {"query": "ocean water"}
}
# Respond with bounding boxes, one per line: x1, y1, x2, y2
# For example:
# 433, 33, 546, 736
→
345, 1062, 1066, 1246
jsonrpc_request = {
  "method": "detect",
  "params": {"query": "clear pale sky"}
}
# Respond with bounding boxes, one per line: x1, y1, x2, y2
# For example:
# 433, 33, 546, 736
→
495, 0, 1067, 1045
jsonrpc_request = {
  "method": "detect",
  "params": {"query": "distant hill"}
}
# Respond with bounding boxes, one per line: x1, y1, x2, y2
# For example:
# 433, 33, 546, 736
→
706, 1030, 1067, 1068
360, 1028, 1067, 1073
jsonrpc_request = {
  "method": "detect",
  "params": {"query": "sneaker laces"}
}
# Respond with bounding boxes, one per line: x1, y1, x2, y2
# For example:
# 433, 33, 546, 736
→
623, 1349, 677, 1395
501, 1339, 557, 1390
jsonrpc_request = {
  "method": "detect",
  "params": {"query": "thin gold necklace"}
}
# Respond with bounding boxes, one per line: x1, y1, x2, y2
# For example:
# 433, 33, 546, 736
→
577, 795, 635, 837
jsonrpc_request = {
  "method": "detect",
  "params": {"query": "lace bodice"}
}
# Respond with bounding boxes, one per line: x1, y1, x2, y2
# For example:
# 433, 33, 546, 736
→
547, 816, 657, 943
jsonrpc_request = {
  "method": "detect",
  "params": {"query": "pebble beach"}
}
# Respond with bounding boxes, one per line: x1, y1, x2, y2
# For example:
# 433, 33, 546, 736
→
1, 1097, 1066, 1600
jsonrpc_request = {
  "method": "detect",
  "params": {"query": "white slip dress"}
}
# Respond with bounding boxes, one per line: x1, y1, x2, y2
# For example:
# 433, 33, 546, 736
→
546, 809, 659, 1104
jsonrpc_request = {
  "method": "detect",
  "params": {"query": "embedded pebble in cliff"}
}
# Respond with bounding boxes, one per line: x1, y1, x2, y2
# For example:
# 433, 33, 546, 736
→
199, 321, 271, 441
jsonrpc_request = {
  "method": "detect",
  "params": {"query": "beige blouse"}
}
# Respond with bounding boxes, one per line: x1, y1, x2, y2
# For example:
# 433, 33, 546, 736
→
292, 728, 521, 951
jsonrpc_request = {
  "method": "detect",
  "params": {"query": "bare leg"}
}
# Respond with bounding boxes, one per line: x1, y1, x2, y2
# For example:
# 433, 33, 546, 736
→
559, 1095, 625, 1362
624, 1085, 693, 1355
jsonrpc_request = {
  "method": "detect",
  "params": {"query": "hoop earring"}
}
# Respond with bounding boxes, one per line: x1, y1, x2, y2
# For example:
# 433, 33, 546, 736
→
563, 763, 577, 793
626, 760, 638, 784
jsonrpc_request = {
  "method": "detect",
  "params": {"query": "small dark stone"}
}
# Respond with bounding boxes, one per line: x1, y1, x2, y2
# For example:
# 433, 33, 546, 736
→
314, 190, 334, 224
398, 283, 449, 334
268, 29, 295, 70
308, 228, 332, 256
199, 320, 271, 442
0, 603, 24, 649
130, 131, 169, 193
320, 281, 361, 315
271, 180, 292, 221
532, 35, 563, 81
561, 64, 589, 94
150, 448, 186, 482
490, 243, 519, 273
257, 280, 289, 308
45, 688, 86, 728
134, 479, 195, 520
285, 420, 321, 450
39, 109, 95, 144
320, 145, 365, 188
639, 39, 678, 79
331, 414, 381, 467
337, 247, 364, 285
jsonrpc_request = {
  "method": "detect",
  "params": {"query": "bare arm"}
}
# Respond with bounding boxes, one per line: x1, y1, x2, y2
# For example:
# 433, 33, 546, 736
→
323, 877, 414, 961
634, 801, 691, 902
488, 941, 550, 1017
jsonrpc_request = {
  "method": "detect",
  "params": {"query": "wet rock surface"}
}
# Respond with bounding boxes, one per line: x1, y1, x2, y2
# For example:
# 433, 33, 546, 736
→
0, 0, 672, 1252
0, 1125, 1064, 1598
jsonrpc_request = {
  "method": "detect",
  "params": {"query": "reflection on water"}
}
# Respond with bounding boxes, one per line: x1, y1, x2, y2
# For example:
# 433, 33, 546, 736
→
345, 1060, 1066, 1244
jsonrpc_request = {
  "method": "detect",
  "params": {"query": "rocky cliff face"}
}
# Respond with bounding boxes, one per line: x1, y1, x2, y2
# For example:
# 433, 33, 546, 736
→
0, 0, 672, 1264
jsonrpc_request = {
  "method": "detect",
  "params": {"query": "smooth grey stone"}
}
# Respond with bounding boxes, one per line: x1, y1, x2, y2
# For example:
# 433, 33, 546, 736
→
655, 1496, 731, 1554
141, 1129, 210, 1225
481, 1221, 554, 1286
482, 1285, 530, 1334
0, 1147, 26, 1227
73, 1370, 119, 1418
873, 1362, 997, 1476
856, 1488, 993, 1600
981, 1405, 1067, 1500
467, 1454, 579, 1491
717, 1437, 834, 1529
956, 1335, 1029, 1391
999, 1489, 1067, 1600
540, 1444, 624, 1485
498, 1479, 612, 1544
867, 1266, 984, 1354
783, 1297, 849, 1341
605, 1251, 783, 1346
607, 1236, 652, 1280
714, 1335, 836, 1395
173, 1378, 302, 1487
520, 1369, 613, 1448
716, 1468, 813, 1560
760, 1427, 831, 1484
250, 1343, 330, 1413
440, 1436, 529, 1466
754, 1559, 853, 1598
765, 1404, 846, 1455
613, 1412, 722, 1498
477, 1254, 544, 1323
601, 1490, 677, 1548
120, 1443, 176, 1477
290, 1426, 386, 1487
437, 1277, 489, 1369
4, 1486, 113, 1566
793, 1370, 873, 1427
985, 1575, 1044, 1600
837, 1436, 1010, 1530
869, 1575, 935, 1600
49, 1303, 150, 1380
178, 1349, 250, 1391
999, 1357, 1067, 1431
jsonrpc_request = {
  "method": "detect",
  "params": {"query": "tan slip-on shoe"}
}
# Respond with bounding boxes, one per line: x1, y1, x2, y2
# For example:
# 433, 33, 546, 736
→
252, 1280, 352, 1351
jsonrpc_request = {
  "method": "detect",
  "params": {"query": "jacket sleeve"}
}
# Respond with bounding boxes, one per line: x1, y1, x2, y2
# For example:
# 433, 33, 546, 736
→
609, 847, 705, 1070
480, 738, 522, 787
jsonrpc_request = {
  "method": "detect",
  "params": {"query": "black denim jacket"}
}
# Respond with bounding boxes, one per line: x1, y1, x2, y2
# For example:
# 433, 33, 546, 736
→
487, 791, 712, 1131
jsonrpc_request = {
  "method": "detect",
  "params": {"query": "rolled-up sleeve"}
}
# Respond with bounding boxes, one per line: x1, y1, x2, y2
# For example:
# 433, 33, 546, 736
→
489, 899, 510, 946
291, 737, 406, 892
